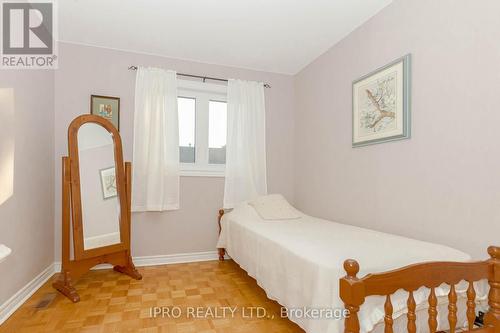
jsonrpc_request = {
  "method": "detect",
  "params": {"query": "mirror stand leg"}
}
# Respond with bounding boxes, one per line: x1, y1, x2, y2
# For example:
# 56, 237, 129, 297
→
114, 254, 142, 280
53, 271, 80, 303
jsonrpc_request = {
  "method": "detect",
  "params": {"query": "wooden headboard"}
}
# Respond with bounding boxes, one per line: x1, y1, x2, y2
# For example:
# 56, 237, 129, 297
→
217, 209, 225, 261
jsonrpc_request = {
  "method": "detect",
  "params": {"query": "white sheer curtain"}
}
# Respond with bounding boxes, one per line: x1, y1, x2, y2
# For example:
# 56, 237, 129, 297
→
223, 79, 267, 208
132, 67, 180, 211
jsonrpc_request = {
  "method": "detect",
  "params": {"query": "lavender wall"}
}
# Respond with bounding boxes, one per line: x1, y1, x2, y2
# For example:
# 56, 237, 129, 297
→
3, 0, 497, 310
294, 0, 500, 258
54, 42, 295, 258
0, 71, 55, 305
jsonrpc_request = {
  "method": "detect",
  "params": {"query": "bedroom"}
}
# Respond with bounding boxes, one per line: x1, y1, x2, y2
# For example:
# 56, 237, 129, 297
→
0, 0, 499, 332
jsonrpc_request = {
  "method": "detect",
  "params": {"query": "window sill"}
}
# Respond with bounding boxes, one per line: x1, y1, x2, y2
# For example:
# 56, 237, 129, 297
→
180, 170, 225, 178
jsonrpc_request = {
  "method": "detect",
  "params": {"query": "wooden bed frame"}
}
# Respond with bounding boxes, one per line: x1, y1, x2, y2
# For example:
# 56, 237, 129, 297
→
340, 246, 499, 333
217, 209, 226, 261
217, 210, 499, 333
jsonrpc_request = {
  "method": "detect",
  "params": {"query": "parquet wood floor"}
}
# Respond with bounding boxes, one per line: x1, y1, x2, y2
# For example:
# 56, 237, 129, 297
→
0, 260, 304, 333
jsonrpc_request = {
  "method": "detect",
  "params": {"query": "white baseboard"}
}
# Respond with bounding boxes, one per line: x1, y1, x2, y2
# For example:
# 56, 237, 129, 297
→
1, 251, 228, 326
133, 250, 227, 267
0, 263, 57, 325
53, 250, 228, 272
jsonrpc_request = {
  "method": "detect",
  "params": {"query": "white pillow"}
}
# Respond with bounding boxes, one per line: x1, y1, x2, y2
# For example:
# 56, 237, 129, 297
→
248, 194, 302, 220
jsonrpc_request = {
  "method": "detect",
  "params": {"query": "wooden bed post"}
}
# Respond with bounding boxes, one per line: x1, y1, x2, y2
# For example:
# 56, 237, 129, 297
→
485, 246, 500, 332
340, 259, 365, 333
217, 209, 225, 261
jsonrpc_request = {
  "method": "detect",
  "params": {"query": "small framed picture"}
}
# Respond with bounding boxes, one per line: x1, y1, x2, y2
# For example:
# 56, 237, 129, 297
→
352, 54, 411, 147
99, 167, 117, 200
90, 95, 120, 130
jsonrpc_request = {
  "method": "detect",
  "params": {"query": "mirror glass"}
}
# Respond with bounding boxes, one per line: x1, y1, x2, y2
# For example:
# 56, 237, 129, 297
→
77, 123, 121, 250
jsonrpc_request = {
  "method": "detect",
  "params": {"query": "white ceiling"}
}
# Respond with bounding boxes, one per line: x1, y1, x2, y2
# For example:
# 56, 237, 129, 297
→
59, 0, 393, 75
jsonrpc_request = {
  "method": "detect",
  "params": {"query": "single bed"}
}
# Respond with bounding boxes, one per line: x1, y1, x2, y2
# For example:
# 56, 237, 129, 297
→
216, 199, 499, 333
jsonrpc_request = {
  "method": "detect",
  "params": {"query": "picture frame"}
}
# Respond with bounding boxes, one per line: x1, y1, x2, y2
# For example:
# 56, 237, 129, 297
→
99, 166, 117, 200
352, 54, 411, 147
90, 95, 120, 130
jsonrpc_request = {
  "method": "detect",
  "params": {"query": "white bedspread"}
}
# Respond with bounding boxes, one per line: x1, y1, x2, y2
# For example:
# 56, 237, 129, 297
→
217, 203, 489, 333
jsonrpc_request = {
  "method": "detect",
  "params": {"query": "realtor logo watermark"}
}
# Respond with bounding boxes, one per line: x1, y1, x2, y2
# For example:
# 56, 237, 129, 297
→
1, 0, 57, 69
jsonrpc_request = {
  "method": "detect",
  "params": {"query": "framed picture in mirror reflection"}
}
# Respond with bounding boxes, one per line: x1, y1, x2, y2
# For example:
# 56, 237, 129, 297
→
99, 166, 117, 199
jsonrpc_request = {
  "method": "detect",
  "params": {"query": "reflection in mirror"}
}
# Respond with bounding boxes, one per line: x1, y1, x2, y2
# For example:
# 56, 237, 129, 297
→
78, 123, 121, 250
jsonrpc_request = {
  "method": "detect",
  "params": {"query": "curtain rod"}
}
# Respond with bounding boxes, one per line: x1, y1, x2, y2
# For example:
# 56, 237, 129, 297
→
128, 66, 271, 88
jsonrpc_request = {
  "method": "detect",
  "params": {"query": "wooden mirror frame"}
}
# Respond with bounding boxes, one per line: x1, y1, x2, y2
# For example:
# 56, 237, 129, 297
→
69, 115, 128, 259
53, 115, 141, 302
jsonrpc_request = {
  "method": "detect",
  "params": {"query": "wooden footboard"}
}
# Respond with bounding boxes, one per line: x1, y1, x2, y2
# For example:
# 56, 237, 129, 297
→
340, 246, 500, 333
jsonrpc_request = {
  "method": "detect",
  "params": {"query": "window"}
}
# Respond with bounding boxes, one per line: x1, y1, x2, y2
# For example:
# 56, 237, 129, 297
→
178, 97, 196, 163
177, 80, 227, 177
208, 101, 227, 164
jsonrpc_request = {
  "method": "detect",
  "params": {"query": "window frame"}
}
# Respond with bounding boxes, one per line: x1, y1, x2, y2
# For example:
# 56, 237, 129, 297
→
178, 79, 227, 178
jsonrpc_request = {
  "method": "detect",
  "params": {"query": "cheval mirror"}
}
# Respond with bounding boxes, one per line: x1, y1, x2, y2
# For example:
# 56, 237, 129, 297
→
53, 115, 141, 302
